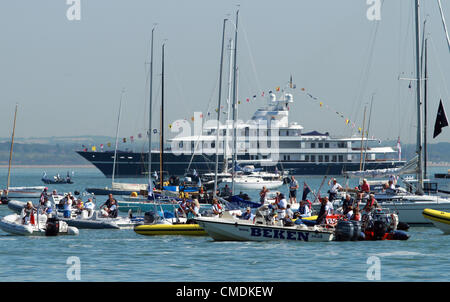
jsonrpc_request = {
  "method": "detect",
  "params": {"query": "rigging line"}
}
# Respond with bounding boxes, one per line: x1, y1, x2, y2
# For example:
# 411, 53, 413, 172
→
240, 21, 262, 95
186, 71, 221, 173
348, 15, 380, 137
397, 0, 415, 140
429, 36, 450, 102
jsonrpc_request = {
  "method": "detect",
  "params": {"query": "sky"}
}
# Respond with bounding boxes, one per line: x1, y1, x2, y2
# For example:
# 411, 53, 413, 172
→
0, 0, 450, 145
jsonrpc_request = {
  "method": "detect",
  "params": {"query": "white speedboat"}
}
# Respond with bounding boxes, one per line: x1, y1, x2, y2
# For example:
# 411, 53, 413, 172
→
0, 213, 79, 236
195, 212, 334, 242
2, 186, 46, 199
220, 175, 283, 190
59, 210, 142, 229
373, 191, 450, 225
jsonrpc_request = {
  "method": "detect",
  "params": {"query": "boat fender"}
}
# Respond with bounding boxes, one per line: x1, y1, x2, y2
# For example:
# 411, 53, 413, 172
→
358, 231, 365, 241
335, 220, 354, 241
67, 226, 79, 236
397, 221, 410, 231
391, 230, 410, 240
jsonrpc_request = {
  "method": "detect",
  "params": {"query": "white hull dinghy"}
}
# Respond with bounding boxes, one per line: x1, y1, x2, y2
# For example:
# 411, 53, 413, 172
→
0, 214, 79, 236
7, 199, 141, 229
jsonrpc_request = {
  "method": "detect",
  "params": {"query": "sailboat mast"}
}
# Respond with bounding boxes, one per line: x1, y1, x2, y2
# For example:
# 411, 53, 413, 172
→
359, 106, 367, 171
148, 25, 156, 193
414, 0, 424, 193
6, 104, 18, 192
231, 9, 239, 196
213, 18, 228, 198
160, 43, 165, 187
423, 37, 428, 179
223, 38, 234, 173
112, 90, 125, 184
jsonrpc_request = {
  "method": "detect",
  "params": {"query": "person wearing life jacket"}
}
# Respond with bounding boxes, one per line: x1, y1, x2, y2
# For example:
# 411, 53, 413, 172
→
363, 194, 379, 213
177, 199, 189, 217
360, 179, 370, 194
316, 196, 333, 225
350, 207, 361, 221
211, 198, 223, 216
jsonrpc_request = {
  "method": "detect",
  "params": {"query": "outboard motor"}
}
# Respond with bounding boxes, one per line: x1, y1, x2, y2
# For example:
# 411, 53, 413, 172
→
350, 220, 363, 241
144, 211, 159, 224
335, 220, 354, 241
45, 217, 60, 236
373, 220, 388, 240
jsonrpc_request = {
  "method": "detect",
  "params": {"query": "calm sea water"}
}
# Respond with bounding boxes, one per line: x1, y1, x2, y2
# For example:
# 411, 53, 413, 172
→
1, 166, 450, 282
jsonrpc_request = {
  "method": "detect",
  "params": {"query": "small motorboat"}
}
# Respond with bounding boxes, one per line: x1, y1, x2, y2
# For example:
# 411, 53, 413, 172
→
422, 208, 450, 234
195, 209, 335, 242
60, 210, 143, 229
134, 211, 206, 236
0, 213, 79, 236
134, 223, 206, 236
435, 169, 450, 179
7, 199, 142, 230
41, 172, 74, 184
2, 186, 46, 199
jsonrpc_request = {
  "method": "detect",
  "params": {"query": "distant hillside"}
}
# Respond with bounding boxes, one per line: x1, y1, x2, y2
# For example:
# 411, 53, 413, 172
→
0, 142, 87, 165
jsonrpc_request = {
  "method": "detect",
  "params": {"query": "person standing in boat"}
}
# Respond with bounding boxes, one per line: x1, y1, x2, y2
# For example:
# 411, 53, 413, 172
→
259, 186, 269, 204
289, 176, 299, 204
276, 193, 287, 219
328, 178, 343, 202
316, 197, 334, 225
39, 188, 49, 204
22, 201, 37, 224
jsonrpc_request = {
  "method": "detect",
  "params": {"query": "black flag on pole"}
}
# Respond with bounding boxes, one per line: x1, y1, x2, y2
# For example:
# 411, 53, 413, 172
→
433, 99, 449, 138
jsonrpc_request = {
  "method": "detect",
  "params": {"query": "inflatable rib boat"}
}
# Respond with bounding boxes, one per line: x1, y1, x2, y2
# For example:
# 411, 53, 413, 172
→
423, 208, 450, 234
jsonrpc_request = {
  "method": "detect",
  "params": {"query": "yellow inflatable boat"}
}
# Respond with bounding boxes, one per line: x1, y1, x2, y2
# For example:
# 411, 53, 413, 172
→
422, 208, 450, 234
134, 223, 207, 236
